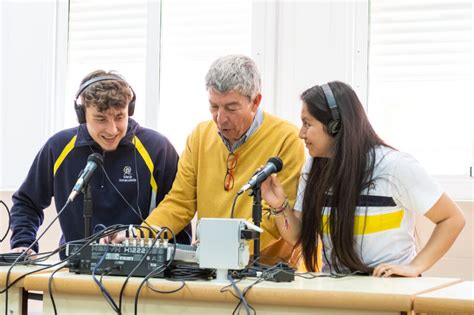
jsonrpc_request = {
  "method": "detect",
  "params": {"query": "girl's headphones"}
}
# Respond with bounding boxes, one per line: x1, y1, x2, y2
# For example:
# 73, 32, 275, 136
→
321, 83, 341, 135
74, 75, 136, 124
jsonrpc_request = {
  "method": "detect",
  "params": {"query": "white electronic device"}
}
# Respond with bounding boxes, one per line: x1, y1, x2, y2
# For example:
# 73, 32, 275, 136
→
195, 218, 262, 282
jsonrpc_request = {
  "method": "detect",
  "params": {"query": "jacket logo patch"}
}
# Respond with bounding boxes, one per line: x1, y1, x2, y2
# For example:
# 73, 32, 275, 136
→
119, 165, 137, 183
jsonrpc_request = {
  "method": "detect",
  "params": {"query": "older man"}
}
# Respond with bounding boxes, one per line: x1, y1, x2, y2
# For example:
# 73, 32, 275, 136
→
112, 55, 305, 262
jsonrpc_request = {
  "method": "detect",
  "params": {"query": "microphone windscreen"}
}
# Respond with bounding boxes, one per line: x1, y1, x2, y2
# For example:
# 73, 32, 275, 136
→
88, 152, 104, 165
268, 157, 283, 172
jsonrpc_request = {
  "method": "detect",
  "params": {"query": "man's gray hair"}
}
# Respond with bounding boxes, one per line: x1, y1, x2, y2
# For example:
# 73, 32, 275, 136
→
205, 54, 261, 100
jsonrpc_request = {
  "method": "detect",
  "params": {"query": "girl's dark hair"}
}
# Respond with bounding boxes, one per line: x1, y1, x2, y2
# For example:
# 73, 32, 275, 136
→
299, 81, 388, 273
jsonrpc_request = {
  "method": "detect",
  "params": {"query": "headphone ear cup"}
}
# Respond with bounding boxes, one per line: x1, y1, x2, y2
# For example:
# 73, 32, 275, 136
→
328, 120, 340, 135
127, 88, 136, 116
75, 102, 86, 124
128, 98, 135, 116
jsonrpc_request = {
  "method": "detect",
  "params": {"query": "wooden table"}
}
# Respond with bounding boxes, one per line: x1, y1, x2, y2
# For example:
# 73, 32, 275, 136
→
0, 265, 45, 315
1, 263, 60, 315
24, 271, 461, 315
414, 281, 474, 314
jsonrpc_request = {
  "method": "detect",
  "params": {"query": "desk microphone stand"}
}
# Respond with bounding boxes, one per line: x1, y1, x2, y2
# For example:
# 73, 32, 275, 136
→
83, 184, 93, 238
250, 185, 262, 265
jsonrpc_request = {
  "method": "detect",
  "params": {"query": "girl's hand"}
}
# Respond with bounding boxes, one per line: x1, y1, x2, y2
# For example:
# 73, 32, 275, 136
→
372, 263, 422, 277
260, 174, 287, 208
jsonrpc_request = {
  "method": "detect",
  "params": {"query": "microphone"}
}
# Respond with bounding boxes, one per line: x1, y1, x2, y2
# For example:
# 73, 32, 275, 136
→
67, 153, 104, 202
237, 157, 283, 195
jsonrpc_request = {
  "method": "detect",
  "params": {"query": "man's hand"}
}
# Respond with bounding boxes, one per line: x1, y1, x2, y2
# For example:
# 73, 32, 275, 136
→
99, 230, 126, 244
10, 247, 36, 255
9, 247, 37, 260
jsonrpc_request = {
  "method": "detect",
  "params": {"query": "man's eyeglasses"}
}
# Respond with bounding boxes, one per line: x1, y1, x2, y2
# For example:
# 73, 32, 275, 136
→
224, 153, 238, 191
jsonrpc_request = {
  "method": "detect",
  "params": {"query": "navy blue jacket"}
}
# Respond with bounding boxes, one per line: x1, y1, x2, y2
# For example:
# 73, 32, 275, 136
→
10, 119, 191, 253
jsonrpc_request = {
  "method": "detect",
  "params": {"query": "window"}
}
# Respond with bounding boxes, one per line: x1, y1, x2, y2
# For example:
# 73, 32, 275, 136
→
66, 0, 252, 155
368, 0, 473, 180
66, 0, 150, 128
158, 0, 252, 153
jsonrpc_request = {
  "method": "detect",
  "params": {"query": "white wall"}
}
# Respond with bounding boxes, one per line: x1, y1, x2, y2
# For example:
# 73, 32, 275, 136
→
0, 1, 57, 190
0, 191, 62, 255
254, 0, 368, 125
417, 201, 474, 280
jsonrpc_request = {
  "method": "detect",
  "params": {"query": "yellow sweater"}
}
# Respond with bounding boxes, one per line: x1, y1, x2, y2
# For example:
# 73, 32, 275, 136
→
144, 112, 305, 257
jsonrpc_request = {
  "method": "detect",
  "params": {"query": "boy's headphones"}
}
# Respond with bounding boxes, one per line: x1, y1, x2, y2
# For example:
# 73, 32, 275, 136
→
74, 75, 136, 124
321, 83, 341, 135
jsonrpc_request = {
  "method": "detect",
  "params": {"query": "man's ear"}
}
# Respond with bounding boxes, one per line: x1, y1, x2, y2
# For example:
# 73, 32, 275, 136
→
252, 93, 262, 111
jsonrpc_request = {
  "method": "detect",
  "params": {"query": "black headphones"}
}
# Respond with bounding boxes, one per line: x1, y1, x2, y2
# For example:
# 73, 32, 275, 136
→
321, 83, 341, 135
74, 75, 136, 124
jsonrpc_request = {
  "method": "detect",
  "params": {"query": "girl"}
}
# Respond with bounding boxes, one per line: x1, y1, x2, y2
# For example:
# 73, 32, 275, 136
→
261, 81, 465, 276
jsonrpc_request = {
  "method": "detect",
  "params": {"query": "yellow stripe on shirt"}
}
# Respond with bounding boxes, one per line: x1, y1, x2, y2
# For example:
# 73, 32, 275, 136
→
323, 209, 404, 235
53, 135, 77, 175
133, 136, 158, 193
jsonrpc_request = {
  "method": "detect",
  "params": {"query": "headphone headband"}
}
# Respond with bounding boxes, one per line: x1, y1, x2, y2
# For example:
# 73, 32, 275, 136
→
321, 83, 341, 135
75, 75, 133, 100
321, 84, 340, 121
74, 74, 136, 124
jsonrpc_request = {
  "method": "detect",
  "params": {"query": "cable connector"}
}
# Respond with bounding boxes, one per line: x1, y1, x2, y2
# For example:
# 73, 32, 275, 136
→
240, 229, 259, 240
262, 263, 295, 282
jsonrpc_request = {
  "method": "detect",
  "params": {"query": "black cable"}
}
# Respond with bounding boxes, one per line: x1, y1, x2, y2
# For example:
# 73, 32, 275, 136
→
227, 274, 251, 315
3, 199, 72, 315
226, 260, 304, 314
230, 193, 240, 218
89, 137, 162, 238
228, 263, 296, 315
41, 223, 171, 315
117, 225, 161, 312
87, 140, 156, 235
0, 200, 10, 242
99, 267, 116, 285
92, 245, 121, 314
234, 278, 262, 315
145, 279, 185, 295
44, 224, 128, 315
167, 263, 215, 281
295, 269, 365, 279
133, 227, 177, 314
117, 227, 165, 314
0, 241, 70, 269
93, 223, 107, 234
45, 227, 113, 314
133, 265, 168, 315
100, 165, 160, 235
100, 164, 144, 222
220, 277, 258, 315
132, 135, 144, 219
47, 263, 69, 315
1, 136, 151, 313
0, 259, 67, 315
220, 278, 242, 299
0, 260, 63, 294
